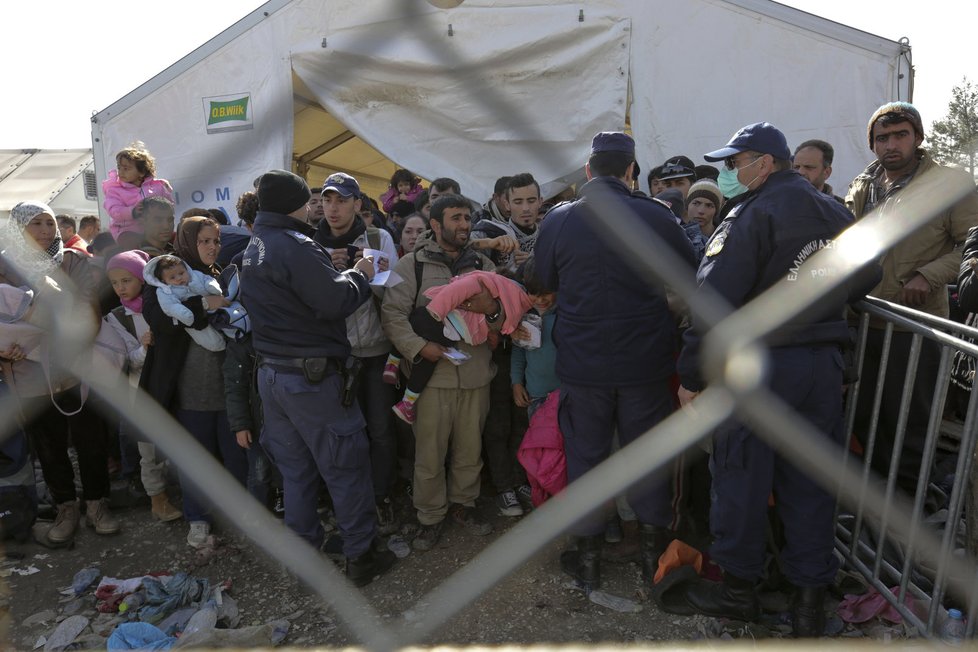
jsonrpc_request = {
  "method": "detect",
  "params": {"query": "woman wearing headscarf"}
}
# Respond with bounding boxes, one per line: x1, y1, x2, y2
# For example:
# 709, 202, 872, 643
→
0, 201, 118, 544
139, 216, 247, 548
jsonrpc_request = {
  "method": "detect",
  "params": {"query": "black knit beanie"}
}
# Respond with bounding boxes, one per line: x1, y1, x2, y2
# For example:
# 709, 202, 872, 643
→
257, 169, 311, 215
685, 180, 724, 212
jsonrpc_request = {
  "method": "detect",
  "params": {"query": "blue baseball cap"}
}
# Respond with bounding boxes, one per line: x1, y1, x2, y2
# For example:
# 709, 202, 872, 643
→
590, 131, 635, 157
322, 172, 361, 198
704, 122, 790, 162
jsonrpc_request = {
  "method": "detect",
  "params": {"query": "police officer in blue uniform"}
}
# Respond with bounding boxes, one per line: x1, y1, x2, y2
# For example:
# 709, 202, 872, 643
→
676, 123, 879, 636
239, 169, 395, 587
534, 132, 697, 591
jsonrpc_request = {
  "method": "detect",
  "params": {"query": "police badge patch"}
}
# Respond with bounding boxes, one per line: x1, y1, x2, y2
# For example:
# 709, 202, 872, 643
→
705, 226, 729, 257
286, 230, 313, 243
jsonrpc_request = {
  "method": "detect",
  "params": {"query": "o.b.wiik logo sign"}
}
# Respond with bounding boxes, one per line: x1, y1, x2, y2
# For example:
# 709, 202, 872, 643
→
203, 93, 253, 134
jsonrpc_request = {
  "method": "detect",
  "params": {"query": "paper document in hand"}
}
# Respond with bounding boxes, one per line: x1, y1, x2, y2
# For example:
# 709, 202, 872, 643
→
370, 271, 403, 287
362, 248, 388, 274
513, 313, 542, 349
441, 347, 471, 365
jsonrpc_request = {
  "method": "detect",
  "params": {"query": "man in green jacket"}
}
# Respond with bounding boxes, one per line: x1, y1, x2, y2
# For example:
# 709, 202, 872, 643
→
381, 194, 499, 551
846, 101, 978, 492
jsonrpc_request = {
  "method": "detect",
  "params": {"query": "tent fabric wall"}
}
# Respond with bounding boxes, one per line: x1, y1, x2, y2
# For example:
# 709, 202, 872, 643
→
90, 0, 908, 221
291, 5, 630, 203
620, 0, 902, 191
93, 13, 296, 222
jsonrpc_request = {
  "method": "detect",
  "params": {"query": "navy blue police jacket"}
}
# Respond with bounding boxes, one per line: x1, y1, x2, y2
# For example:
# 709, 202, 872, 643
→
677, 170, 881, 392
239, 210, 372, 360
534, 176, 697, 387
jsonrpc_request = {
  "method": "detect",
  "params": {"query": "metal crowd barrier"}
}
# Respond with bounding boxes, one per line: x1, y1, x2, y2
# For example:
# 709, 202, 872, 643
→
837, 296, 978, 638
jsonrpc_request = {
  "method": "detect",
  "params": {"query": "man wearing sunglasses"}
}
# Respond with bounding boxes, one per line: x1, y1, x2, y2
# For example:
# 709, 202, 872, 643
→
676, 122, 879, 637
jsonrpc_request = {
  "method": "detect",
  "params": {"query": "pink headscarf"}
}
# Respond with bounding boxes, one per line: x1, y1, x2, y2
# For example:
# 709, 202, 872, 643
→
106, 249, 151, 313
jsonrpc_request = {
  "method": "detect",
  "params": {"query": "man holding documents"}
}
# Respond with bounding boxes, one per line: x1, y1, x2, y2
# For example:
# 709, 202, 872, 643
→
381, 193, 499, 551
313, 172, 402, 537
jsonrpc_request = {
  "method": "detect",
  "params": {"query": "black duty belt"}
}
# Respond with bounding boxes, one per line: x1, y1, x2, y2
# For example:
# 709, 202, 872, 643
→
260, 356, 340, 374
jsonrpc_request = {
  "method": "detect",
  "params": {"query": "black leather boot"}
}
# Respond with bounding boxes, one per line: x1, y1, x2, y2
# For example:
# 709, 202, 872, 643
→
684, 572, 760, 621
639, 523, 674, 585
560, 534, 603, 590
791, 585, 826, 638
346, 547, 397, 587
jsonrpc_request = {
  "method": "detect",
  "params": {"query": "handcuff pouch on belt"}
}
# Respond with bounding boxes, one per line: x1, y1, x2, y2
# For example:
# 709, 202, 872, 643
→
302, 357, 331, 384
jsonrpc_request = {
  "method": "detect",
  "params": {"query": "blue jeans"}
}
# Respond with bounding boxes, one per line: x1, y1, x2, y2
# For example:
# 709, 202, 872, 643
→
356, 354, 397, 499
175, 409, 247, 523
245, 442, 274, 507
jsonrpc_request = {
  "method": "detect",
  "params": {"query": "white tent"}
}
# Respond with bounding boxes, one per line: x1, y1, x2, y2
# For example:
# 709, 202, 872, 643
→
0, 149, 98, 219
91, 0, 912, 222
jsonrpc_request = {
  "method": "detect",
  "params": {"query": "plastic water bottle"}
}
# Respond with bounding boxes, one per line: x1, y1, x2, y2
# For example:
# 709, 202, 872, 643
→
70, 567, 100, 596
940, 608, 967, 645
182, 601, 218, 637
118, 590, 146, 614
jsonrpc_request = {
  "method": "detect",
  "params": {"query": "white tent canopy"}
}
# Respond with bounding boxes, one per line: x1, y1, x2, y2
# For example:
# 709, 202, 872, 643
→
0, 149, 98, 219
91, 0, 911, 222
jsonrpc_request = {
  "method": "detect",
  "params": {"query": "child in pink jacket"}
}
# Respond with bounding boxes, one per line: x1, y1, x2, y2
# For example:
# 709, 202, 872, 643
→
390, 270, 533, 424
102, 142, 174, 247
380, 169, 424, 215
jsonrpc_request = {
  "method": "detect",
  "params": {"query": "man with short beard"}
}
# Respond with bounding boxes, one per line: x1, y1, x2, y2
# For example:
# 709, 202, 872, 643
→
381, 194, 498, 551
846, 102, 978, 493
305, 187, 326, 225
471, 173, 541, 271
480, 173, 542, 517
134, 197, 176, 257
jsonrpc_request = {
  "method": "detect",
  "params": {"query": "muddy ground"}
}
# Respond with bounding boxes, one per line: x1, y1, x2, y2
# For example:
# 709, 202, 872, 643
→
3, 478, 907, 649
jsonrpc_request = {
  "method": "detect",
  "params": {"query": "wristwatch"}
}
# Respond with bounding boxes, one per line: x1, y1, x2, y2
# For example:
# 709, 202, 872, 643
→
486, 300, 502, 323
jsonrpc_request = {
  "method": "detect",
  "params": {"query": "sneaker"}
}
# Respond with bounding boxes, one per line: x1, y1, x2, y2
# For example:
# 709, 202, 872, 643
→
451, 504, 493, 536
382, 361, 399, 385
186, 520, 211, 548
515, 484, 534, 511
272, 488, 285, 519
495, 490, 523, 517
391, 400, 416, 424
86, 498, 121, 535
412, 520, 444, 551
376, 496, 397, 536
